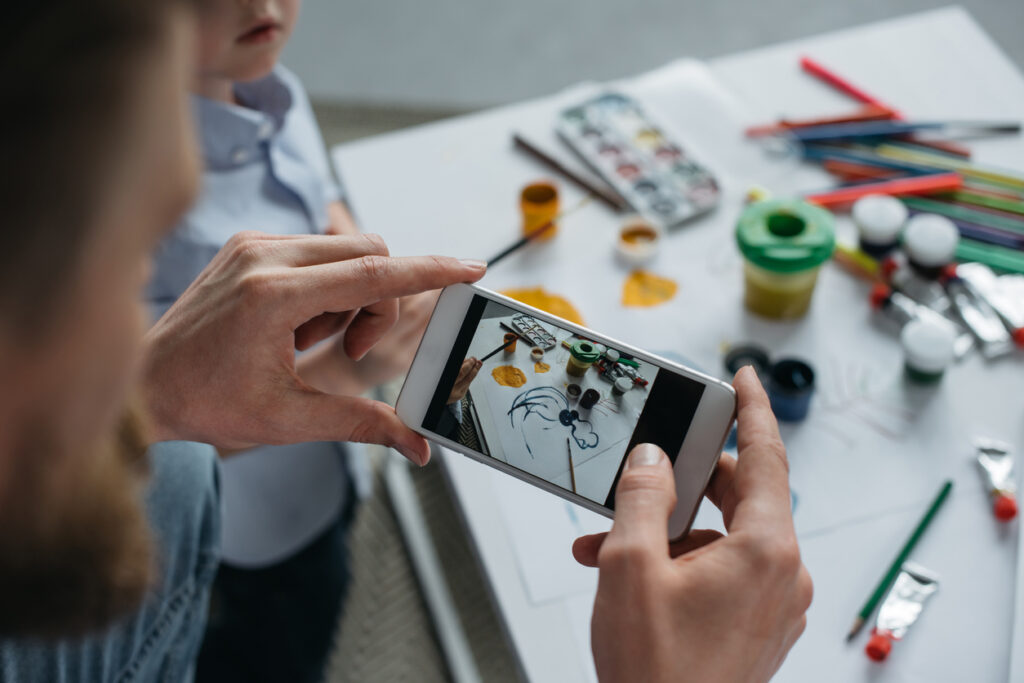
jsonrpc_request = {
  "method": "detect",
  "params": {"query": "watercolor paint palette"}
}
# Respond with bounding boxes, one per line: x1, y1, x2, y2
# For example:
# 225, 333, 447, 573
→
557, 92, 719, 228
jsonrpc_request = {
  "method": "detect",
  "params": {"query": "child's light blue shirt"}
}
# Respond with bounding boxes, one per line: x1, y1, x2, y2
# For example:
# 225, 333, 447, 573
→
148, 65, 362, 568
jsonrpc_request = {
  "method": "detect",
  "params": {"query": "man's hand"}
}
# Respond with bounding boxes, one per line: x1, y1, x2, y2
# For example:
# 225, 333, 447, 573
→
572, 367, 812, 683
140, 231, 486, 464
446, 357, 482, 405
297, 290, 440, 397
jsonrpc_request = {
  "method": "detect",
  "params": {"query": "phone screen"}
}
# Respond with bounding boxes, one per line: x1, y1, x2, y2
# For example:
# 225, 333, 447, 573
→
422, 294, 706, 508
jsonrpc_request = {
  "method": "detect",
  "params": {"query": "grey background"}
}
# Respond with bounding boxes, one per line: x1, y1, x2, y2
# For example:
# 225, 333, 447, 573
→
284, 1, 1024, 111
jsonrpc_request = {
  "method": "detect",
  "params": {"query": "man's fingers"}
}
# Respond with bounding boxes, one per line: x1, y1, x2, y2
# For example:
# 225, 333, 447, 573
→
572, 532, 606, 568
668, 529, 725, 559
342, 299, 400, 360
704, 453, 738, 526
226, 231, 390, 267
284, 392, 431, 466
294, 310, 356, 351
729, 366, 796, 535
293, 255, 486, 324
598, 444, 677, 569
574, 527, 725, 568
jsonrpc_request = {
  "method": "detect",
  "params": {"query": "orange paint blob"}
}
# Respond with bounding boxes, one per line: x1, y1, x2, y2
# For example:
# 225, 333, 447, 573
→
492, 366, 527, 387
500, 287, 585, 325
534, 362, 550, 374
622, 270, 678, 307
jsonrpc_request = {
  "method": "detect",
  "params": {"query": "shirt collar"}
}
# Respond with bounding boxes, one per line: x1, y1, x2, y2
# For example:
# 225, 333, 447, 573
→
192, 68, 294, 169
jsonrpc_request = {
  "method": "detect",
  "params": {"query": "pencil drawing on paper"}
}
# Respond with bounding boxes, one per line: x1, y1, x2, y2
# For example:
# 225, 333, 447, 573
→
507, 387, 599, 457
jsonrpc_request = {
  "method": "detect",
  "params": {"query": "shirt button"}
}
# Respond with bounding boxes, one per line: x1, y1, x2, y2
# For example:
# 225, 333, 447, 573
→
257, 121, 274, 139
231, 147, 249, 164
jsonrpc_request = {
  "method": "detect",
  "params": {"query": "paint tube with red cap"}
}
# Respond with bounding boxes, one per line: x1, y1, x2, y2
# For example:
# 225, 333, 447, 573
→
955, 263, 1024, 349
976, 438, 1018, 522
865, 563, 939, 662
869, 283, 974, 359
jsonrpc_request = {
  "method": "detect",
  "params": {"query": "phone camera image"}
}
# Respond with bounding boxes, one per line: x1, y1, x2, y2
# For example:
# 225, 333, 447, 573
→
422, 296, 706, 509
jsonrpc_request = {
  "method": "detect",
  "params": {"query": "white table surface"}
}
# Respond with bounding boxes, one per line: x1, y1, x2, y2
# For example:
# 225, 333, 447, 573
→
333, 7, 1024, 681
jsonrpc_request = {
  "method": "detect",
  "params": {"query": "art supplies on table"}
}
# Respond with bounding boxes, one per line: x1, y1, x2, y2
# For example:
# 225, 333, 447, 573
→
852, 194, 908, 258
508, 314, 558, 350
865, 563, 940, 662
846, 480, 952, 642
486, 193, 593, 267
722, 345, 814, 422
735, 198, 835, 319
615, 216, 662, 266
975, 438, 1018, 522
943, 273, 1015, 359
557, 92, 719, 230
869, 283, 974, 359
520, 181, 560, 243
955, 263, 1024, 346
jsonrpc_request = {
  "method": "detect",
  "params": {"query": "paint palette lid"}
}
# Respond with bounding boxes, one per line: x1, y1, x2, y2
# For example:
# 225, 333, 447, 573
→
736, 199, 836, 273
903, 214, 959, 267
901, 318, 957, 373
852, 194, 908, 245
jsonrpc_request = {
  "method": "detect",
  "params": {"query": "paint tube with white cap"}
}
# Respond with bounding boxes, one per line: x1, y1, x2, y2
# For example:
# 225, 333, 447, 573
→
865, 563, 939, 662
955, 263, 1024, 348
976, 438, 1018, 522
943, 274, 1014, 359
869, 283, 974, 359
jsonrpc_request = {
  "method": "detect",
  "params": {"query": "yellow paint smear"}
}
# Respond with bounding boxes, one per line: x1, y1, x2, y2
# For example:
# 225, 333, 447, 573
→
534, 362, 550, 374
622, 270, 677, 307
500, 287, 585, 325
492, 365, 527, 387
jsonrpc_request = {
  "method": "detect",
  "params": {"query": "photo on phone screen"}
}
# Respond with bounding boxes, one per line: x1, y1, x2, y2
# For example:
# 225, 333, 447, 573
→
421, 294, 707, 509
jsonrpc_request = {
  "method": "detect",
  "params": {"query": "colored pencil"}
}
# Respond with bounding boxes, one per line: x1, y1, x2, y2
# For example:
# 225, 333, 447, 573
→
957, 239, 1024, 275
902, 197, 1024, 235
486, 195, 593, 268
876, 144, 1024, 191
805, 172, 962, 209
745, 104, 895, 138
513, 133, 629, 212
800, 56, 898, 114
846, 480, 953, 642
938, 190, 1024, 216
801, 145, 940, 175
567, 438, 577, 494
786, 120, 1020, 144
823, 159, 904, 182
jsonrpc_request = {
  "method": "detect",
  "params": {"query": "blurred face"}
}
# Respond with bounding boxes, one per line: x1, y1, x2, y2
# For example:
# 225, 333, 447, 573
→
194, 0, 301, 85
0, 10, 199, 636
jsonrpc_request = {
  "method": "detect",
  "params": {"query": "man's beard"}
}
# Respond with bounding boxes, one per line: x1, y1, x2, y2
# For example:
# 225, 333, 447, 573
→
0, 404, 154, 639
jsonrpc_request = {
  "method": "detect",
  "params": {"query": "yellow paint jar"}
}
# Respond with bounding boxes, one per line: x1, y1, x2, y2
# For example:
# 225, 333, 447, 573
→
566, 340, 600, 377
520, 181, 560, 242
736, 199, 835, 319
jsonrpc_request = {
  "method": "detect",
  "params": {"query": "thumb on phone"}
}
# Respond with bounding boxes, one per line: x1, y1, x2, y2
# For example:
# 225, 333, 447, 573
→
595, 444, 677, 568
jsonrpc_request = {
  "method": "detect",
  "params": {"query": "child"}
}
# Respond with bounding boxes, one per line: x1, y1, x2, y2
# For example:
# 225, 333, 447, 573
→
147, 1, 431, 681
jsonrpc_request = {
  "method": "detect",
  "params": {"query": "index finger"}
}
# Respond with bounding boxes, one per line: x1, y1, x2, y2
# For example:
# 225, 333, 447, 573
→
292, 255, 487, 325
726, 366, 795, 535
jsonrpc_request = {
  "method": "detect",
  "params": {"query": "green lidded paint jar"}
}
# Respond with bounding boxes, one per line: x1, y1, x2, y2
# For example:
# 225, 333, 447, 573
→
566, 341, 600, 377
736, 199, 836, 319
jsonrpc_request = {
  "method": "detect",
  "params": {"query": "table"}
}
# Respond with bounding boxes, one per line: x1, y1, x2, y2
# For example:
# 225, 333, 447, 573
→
333, 8, 1024, 681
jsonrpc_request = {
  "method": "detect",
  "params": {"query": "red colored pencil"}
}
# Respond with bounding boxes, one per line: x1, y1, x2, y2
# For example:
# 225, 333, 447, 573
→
745, 104, 896, 138
805, 172, 963, 210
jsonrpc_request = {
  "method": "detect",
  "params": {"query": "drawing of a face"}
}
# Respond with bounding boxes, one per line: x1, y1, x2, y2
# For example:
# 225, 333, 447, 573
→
508, 387, 599, 458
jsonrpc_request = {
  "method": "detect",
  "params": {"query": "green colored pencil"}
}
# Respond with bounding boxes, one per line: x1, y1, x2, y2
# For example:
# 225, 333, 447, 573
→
845, 480, 953, 642
957, 240, 1024, 275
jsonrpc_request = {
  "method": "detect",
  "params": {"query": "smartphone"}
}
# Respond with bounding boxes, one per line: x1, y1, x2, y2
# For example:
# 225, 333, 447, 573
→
397, 284, 737, 539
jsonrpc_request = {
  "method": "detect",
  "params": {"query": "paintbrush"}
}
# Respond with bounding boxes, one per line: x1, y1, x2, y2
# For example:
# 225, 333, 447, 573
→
479, 336, 518, 362
486, 195, 593, 267
513, 133, 629, 212
567, 438, 577, 494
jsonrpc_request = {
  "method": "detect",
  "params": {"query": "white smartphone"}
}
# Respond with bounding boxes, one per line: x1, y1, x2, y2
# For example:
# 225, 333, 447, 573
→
397, 284, 737, 540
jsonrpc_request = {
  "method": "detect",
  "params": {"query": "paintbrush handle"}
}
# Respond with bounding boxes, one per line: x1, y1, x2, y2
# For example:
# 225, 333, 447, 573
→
513, 134, 629, 212
479, 336, 518, 362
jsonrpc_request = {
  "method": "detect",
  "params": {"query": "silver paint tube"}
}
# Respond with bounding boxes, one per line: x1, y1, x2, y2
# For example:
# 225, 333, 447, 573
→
976, 438, 1018, 522
956, 263, 1024, 347
876, 288, 974, 359
865, 563, 939, 662
944, 276, 1014, 359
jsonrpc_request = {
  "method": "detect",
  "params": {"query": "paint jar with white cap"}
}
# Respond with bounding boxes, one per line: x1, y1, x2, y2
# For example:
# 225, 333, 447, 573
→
901, 318, 957, 383
902, 213, 960, 279
852, 194, 908, 258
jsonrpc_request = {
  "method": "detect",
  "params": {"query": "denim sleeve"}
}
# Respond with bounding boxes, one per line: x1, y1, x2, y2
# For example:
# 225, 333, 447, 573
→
0, 441, 221, 683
